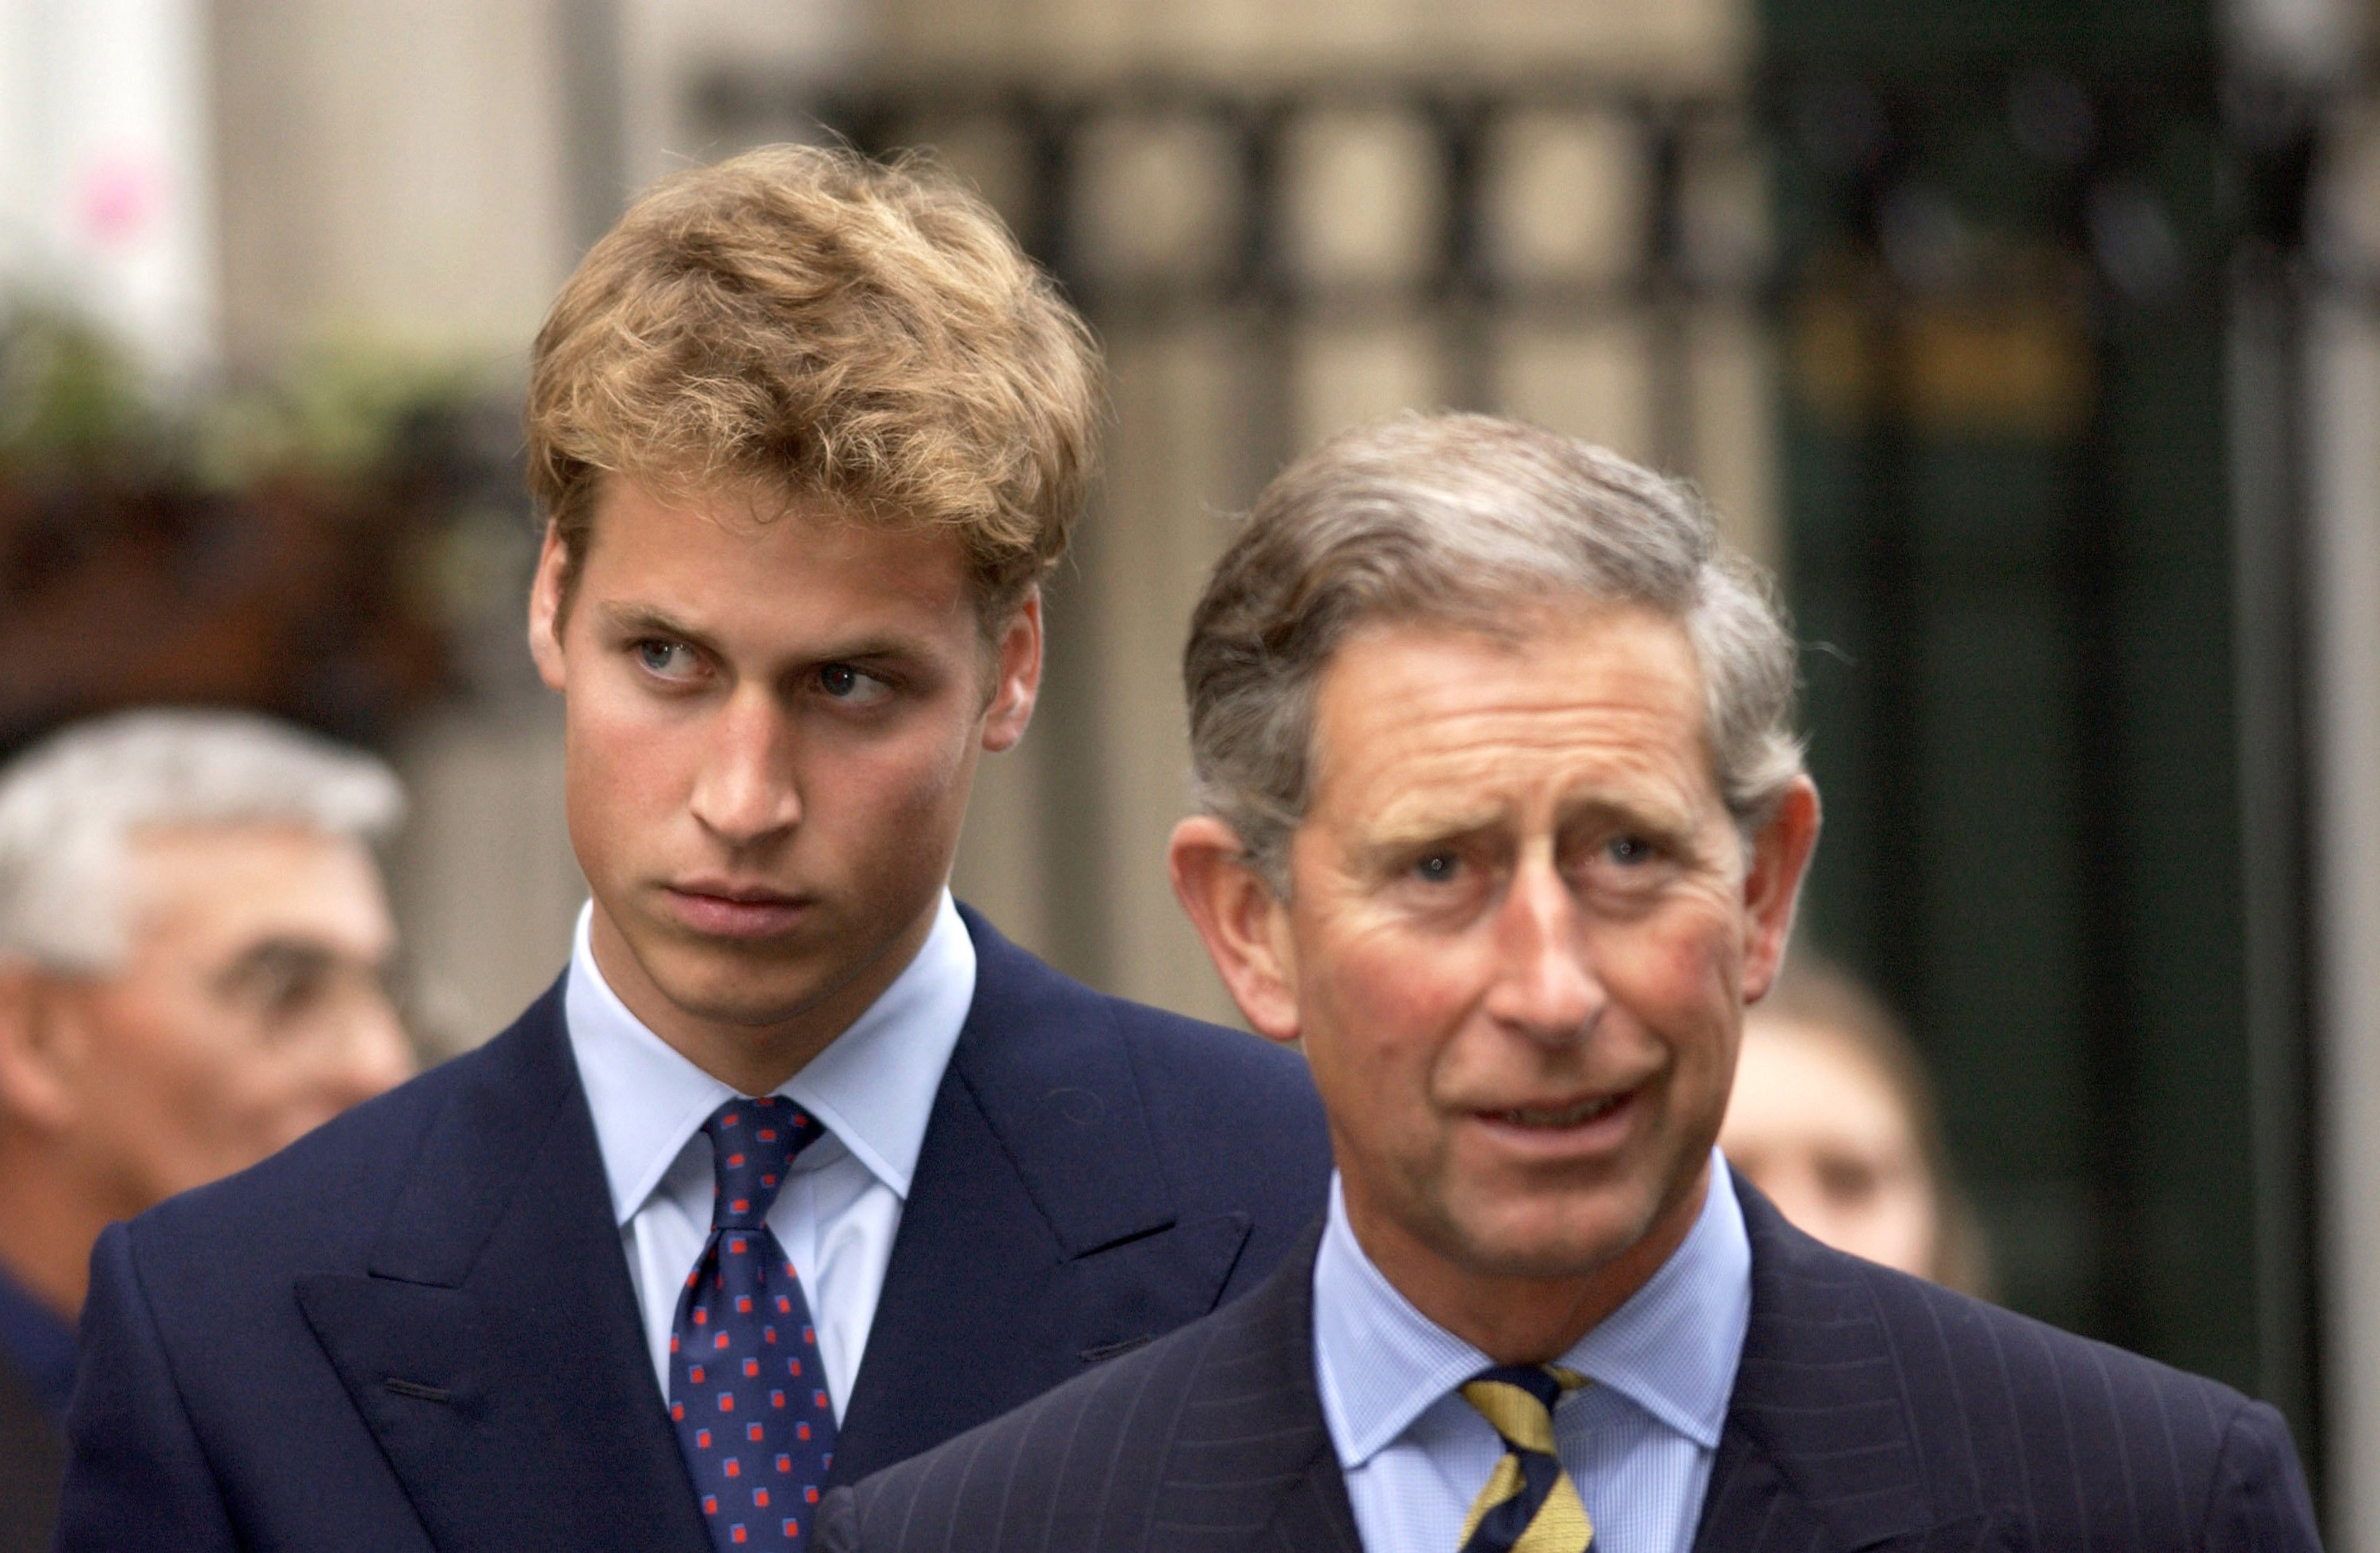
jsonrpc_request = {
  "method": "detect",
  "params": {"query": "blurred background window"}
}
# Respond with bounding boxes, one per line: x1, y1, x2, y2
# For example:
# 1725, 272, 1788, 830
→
2, 0, 2377, 1543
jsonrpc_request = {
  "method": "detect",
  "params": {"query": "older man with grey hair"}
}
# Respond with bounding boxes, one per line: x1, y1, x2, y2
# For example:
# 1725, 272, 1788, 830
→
0, 708, 414, 1553
822, 412, 2318, 1553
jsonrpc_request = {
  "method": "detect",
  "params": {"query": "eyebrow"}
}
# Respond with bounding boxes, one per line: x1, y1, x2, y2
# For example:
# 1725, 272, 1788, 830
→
593, 602, 935, 670
213, 939, 342, 996
1355, 794, 1700, 860
596, 603, 716, 652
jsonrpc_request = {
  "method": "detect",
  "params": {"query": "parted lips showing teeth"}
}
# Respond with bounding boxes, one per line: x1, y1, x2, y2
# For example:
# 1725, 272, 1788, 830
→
1496, 1093, 1627, 1128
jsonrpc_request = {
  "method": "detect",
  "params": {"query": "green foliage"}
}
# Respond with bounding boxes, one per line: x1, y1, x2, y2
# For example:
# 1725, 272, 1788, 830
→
0, 305, 171, 476
0, 303, 496, 492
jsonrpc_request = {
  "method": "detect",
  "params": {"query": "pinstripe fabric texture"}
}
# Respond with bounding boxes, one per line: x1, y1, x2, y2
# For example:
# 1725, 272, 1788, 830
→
819, 1185, 2320, 1553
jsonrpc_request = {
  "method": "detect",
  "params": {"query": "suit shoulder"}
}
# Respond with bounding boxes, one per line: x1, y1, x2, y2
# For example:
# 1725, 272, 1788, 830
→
124, 984, 567, 1275
1841, 1249, 2305, 1511
1743, 1194, 2268, 1429
961, 902, 1324, 1138
1103, 994, 1316, 1105
1721, 1192, 2318, 1547
1863, 1257, 2261, 1418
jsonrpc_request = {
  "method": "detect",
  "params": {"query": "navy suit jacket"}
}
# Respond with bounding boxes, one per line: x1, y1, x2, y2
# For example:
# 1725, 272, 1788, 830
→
819, 1185, 2322, 1553
54, 906, 1331, 1550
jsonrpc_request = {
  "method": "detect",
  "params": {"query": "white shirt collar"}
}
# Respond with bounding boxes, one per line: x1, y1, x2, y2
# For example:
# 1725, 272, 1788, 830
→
1314, 1149, 1752, 1469
564, 891, 977, 1227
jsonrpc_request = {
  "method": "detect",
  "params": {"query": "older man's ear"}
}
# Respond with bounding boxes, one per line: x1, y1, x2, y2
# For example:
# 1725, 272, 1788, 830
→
1739, 776, 1822, 1007
1167, 816, 1302, 1045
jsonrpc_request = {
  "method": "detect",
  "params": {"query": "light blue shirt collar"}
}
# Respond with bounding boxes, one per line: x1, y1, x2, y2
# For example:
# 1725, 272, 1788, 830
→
565, 891, 977, 1227
1315, 1149, 1751, 1470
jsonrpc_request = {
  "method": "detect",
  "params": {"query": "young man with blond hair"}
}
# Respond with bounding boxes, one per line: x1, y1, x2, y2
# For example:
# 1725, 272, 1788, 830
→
57, 146, 1329, 1552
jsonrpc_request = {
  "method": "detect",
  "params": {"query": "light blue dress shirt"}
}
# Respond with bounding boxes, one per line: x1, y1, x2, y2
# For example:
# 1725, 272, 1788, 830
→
564, 890, 976, 1421
1312, 1150, 1751, 1553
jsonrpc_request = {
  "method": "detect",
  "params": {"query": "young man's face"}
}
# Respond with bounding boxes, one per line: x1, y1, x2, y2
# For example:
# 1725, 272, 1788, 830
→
528, 480, 1038, 1089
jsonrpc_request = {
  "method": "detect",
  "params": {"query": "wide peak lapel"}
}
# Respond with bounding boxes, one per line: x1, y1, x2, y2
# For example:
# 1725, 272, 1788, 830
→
834, 910, 1249, 1482
299, 983, 709, 1551
1692, 1185, 1933, 1553
945, 905, 1174, 1256
1150, 1226, 1362, 1553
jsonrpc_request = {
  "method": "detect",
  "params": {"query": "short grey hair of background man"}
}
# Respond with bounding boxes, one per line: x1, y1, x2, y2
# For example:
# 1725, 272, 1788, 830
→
0, 708, 415, 1392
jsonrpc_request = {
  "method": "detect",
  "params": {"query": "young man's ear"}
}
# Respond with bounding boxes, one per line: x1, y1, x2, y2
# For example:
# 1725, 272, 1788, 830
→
1167, 816, 1301, 1044
527, 521, 571, 693
980, 590, 1043, 753
1739, 775, 1821, 1005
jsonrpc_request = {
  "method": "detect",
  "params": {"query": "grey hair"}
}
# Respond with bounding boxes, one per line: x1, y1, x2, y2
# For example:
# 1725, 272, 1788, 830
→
1183, 411, 1804, 889
0, 709, 406, 972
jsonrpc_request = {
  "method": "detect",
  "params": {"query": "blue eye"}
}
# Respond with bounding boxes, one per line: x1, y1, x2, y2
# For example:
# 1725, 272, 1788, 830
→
1606, 835, 1654, 865
816, 663, 893, 707
1412, 852, 1461, 883
636, 641, 694, 676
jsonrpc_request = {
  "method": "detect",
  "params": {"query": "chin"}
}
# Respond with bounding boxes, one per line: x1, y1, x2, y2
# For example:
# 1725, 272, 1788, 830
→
1431, 1192, 1656, 1282
650, 955, 831, 1030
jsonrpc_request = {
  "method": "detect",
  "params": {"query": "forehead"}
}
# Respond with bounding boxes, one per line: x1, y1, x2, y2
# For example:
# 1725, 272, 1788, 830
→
1305, 606, 1717, 832
580, 479, 976, 631
123, 823, 391, 949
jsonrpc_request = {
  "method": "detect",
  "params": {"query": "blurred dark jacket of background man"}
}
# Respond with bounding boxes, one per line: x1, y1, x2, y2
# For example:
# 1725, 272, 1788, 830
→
0, 708, 413, 1552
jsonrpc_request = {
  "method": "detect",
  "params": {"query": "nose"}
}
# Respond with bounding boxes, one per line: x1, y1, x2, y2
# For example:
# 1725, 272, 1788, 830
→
1481, 859, 1603, 1041
687, 689, 803, 848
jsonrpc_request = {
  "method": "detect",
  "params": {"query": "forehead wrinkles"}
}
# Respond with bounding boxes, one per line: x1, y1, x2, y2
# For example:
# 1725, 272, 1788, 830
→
1308, 618, 1716, 837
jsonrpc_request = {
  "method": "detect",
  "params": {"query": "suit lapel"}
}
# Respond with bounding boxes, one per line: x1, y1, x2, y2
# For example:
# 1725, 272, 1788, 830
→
1690, 1186, 1946, 1553
296, 983, 707, 1551
1146, 1223, 1362, 1553
832, 908, 1251, 1484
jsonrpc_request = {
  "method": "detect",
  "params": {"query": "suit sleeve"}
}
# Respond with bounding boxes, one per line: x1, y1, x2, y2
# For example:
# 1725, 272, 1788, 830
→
2198, 1398, 2323, 1552
53, 1222, 239, 1551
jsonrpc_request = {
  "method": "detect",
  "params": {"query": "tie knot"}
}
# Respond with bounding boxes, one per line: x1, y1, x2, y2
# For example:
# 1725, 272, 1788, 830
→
1459, 1364, 1587, 1454
700, 1097, 823, 1229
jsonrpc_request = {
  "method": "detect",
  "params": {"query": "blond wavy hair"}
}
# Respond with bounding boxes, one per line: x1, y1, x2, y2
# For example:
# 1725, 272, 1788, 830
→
525, 143, 1104, 624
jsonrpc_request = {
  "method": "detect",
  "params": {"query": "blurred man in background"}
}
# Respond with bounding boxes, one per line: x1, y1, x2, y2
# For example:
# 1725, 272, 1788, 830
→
1720, 957, 1989, 1294
0, 708, 412, 1551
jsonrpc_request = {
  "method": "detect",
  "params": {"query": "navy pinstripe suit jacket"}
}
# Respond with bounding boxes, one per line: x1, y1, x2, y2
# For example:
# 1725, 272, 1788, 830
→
819, 1186, 2321, 1552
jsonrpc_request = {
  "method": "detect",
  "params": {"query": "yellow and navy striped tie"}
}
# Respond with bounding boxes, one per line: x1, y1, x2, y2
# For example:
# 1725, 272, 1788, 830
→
1456, 1364, 1592, 1553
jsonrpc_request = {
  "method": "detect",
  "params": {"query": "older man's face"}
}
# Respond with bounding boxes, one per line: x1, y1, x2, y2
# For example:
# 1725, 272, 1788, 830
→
1270, 606, 1813, 1299
60, 823, 413, 1215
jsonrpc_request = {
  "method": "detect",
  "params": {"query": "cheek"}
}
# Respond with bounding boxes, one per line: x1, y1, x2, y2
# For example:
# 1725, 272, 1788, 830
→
815, 723, 972, 847
563, 692, 692, 839
1604, 899, 1742, 1043
1298, 918, 1483, 1107
82, 1001, 262, 1181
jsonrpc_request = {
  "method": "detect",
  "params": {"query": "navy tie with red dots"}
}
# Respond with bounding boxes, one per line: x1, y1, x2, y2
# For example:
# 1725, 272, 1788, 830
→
670, 1097, 835, 1550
